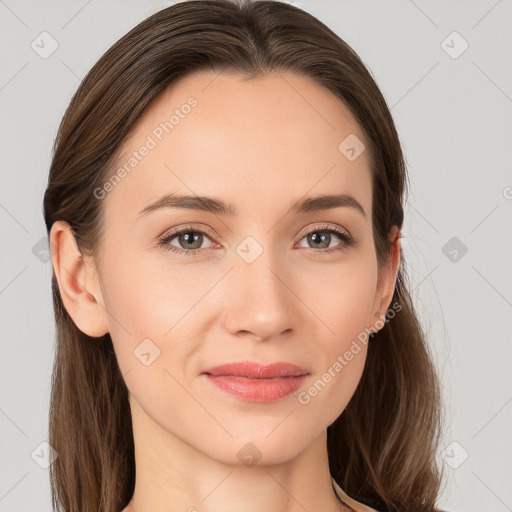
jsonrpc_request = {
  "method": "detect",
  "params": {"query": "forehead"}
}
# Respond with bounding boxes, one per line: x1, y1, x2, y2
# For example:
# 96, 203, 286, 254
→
104, 70, 372, 222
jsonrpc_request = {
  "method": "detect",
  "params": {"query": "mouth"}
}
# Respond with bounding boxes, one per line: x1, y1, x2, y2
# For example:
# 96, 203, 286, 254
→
201, 361, 310, 402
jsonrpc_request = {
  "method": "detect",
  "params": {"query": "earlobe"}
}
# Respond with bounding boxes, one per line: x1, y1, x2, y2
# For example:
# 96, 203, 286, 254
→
49, 221, 109, 337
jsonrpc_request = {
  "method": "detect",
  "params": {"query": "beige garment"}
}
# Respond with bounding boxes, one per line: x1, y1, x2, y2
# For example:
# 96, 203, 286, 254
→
331, 477, 380, 512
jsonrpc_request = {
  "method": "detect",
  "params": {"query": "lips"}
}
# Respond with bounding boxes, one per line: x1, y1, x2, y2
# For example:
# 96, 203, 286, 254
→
202, 361, 310, 402
202, 361, 309, 379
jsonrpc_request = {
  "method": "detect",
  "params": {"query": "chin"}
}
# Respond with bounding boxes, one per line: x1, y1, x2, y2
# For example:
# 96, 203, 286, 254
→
199, 426, 315, 468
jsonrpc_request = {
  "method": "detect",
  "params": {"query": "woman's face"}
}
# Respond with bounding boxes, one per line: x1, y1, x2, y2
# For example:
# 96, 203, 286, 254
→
81, 71, 397, 465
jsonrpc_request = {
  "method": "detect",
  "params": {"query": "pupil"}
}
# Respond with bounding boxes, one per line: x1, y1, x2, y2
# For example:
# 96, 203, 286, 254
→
310, 231, 329, 249
181, 232, 201, 249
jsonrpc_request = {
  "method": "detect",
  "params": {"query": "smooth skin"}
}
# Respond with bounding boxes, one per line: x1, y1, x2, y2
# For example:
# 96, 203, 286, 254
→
50, 70, 400, 512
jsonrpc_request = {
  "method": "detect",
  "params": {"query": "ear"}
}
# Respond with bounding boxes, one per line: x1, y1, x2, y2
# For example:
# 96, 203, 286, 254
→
371, 225, 401, 329
49, 221, 109, 337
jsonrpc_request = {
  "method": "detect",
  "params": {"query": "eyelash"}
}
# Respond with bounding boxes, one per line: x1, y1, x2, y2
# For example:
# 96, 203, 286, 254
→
157, 223, 355, 257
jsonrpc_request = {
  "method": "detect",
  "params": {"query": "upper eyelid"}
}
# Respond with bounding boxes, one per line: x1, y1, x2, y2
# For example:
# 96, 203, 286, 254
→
296, 223, 350, 238
161, 223, 217, 239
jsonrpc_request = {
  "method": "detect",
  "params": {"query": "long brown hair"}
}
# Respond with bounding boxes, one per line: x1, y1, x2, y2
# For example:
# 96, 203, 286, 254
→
43, 1, 445, 510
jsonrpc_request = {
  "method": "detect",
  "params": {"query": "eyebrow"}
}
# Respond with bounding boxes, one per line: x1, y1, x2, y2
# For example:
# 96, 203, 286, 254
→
137, 192, 367, 219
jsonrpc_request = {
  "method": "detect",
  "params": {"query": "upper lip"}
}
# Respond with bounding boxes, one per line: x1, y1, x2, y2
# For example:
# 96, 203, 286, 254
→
202, 361, 309, 379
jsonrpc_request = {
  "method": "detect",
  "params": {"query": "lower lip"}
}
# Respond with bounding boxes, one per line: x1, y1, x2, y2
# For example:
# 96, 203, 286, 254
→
204, 374, 308, 402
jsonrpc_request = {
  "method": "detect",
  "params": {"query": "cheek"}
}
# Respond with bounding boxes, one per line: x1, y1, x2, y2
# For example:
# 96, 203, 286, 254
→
301, 253, 378, 346
100, 247, 207, 336
293, 256, 376, 418
98, 250, 215, 381
295, 285, 371, 429
99, 257, 202, 422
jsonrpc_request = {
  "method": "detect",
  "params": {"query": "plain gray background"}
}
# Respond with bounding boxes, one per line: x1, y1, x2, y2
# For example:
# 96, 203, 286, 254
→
1, 1, 511, 511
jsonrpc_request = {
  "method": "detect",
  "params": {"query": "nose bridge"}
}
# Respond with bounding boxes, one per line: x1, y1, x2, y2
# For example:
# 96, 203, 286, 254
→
223, 235, 295, 340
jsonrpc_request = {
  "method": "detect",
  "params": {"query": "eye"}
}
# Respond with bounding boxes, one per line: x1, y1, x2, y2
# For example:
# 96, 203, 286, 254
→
295, 224, 355, 253
157, 225, 217, 256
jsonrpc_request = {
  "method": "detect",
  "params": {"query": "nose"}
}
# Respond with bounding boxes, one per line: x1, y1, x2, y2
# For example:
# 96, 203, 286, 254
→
221, 243, 298, 342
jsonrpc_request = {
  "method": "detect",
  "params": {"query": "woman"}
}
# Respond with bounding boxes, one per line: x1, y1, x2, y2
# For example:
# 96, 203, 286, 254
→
43, 1, 446, 511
